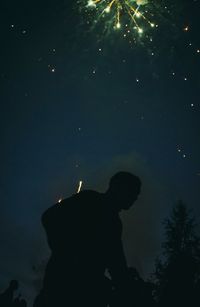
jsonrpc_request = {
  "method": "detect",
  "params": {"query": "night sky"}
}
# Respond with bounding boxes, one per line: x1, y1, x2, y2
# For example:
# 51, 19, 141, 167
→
1, 0, 200, 304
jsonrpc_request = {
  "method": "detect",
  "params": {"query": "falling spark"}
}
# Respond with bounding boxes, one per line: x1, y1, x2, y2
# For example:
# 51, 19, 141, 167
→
77, 180, 83, 193
58, 198, 62, 204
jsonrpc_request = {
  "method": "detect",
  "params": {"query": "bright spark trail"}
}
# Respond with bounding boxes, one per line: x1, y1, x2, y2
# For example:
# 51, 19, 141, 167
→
77, 180, 83, 193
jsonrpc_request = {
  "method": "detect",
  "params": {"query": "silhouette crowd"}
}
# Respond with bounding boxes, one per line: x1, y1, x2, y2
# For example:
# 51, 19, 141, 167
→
1, 172, 200, 307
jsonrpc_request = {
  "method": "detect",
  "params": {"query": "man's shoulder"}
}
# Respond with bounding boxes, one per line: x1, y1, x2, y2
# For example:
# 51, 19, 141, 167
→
78, 190, 103, 200
76, 190, 104, 211
54, 190, 103, 214
60, 190, 102, 202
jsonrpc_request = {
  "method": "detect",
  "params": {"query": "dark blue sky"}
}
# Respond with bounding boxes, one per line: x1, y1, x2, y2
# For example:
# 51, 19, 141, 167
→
1, 0, 200, 304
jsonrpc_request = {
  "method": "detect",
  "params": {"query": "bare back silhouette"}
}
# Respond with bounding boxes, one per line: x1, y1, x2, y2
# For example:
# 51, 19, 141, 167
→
34, 172, 141, 307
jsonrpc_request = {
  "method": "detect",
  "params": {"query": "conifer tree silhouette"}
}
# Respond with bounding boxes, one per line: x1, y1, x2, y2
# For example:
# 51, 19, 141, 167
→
153, 200, 200, 306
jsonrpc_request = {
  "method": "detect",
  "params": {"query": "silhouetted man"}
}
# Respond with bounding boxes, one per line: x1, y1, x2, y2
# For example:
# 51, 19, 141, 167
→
34, 172, 141, 307
0, 280, 18, 307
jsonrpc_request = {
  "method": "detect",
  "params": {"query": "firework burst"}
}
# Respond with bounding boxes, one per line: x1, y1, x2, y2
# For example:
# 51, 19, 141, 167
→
80, 0, 157, 38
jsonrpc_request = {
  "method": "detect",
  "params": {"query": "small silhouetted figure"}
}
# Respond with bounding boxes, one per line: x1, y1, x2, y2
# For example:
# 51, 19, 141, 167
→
0, 280, 18, 307
13, 295, 21, 307
13, 297, 27, 307
18, 299, 27, 307
34, 172, 141, 307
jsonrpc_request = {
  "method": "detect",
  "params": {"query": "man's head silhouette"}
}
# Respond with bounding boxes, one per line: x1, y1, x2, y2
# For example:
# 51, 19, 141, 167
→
106, 171, 141, 211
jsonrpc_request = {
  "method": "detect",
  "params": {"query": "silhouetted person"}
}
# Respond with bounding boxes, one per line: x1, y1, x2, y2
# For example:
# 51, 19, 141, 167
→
0, 280, 18, 307
12, 296, 27, 307
34, 172, 141, 307
127, 268, 155, 307
110, 267, 155, 307
13, 295, 21, 307
18, 299, 27, 307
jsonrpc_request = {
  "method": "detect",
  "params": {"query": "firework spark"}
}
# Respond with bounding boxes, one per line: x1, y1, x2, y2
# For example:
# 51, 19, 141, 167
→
77, 180, 83, 193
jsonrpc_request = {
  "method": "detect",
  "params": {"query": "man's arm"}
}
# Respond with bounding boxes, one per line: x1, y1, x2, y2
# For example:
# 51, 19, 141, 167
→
107, 228, 133, 307
106, 214, 129, 288
108, 235, 129, 289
